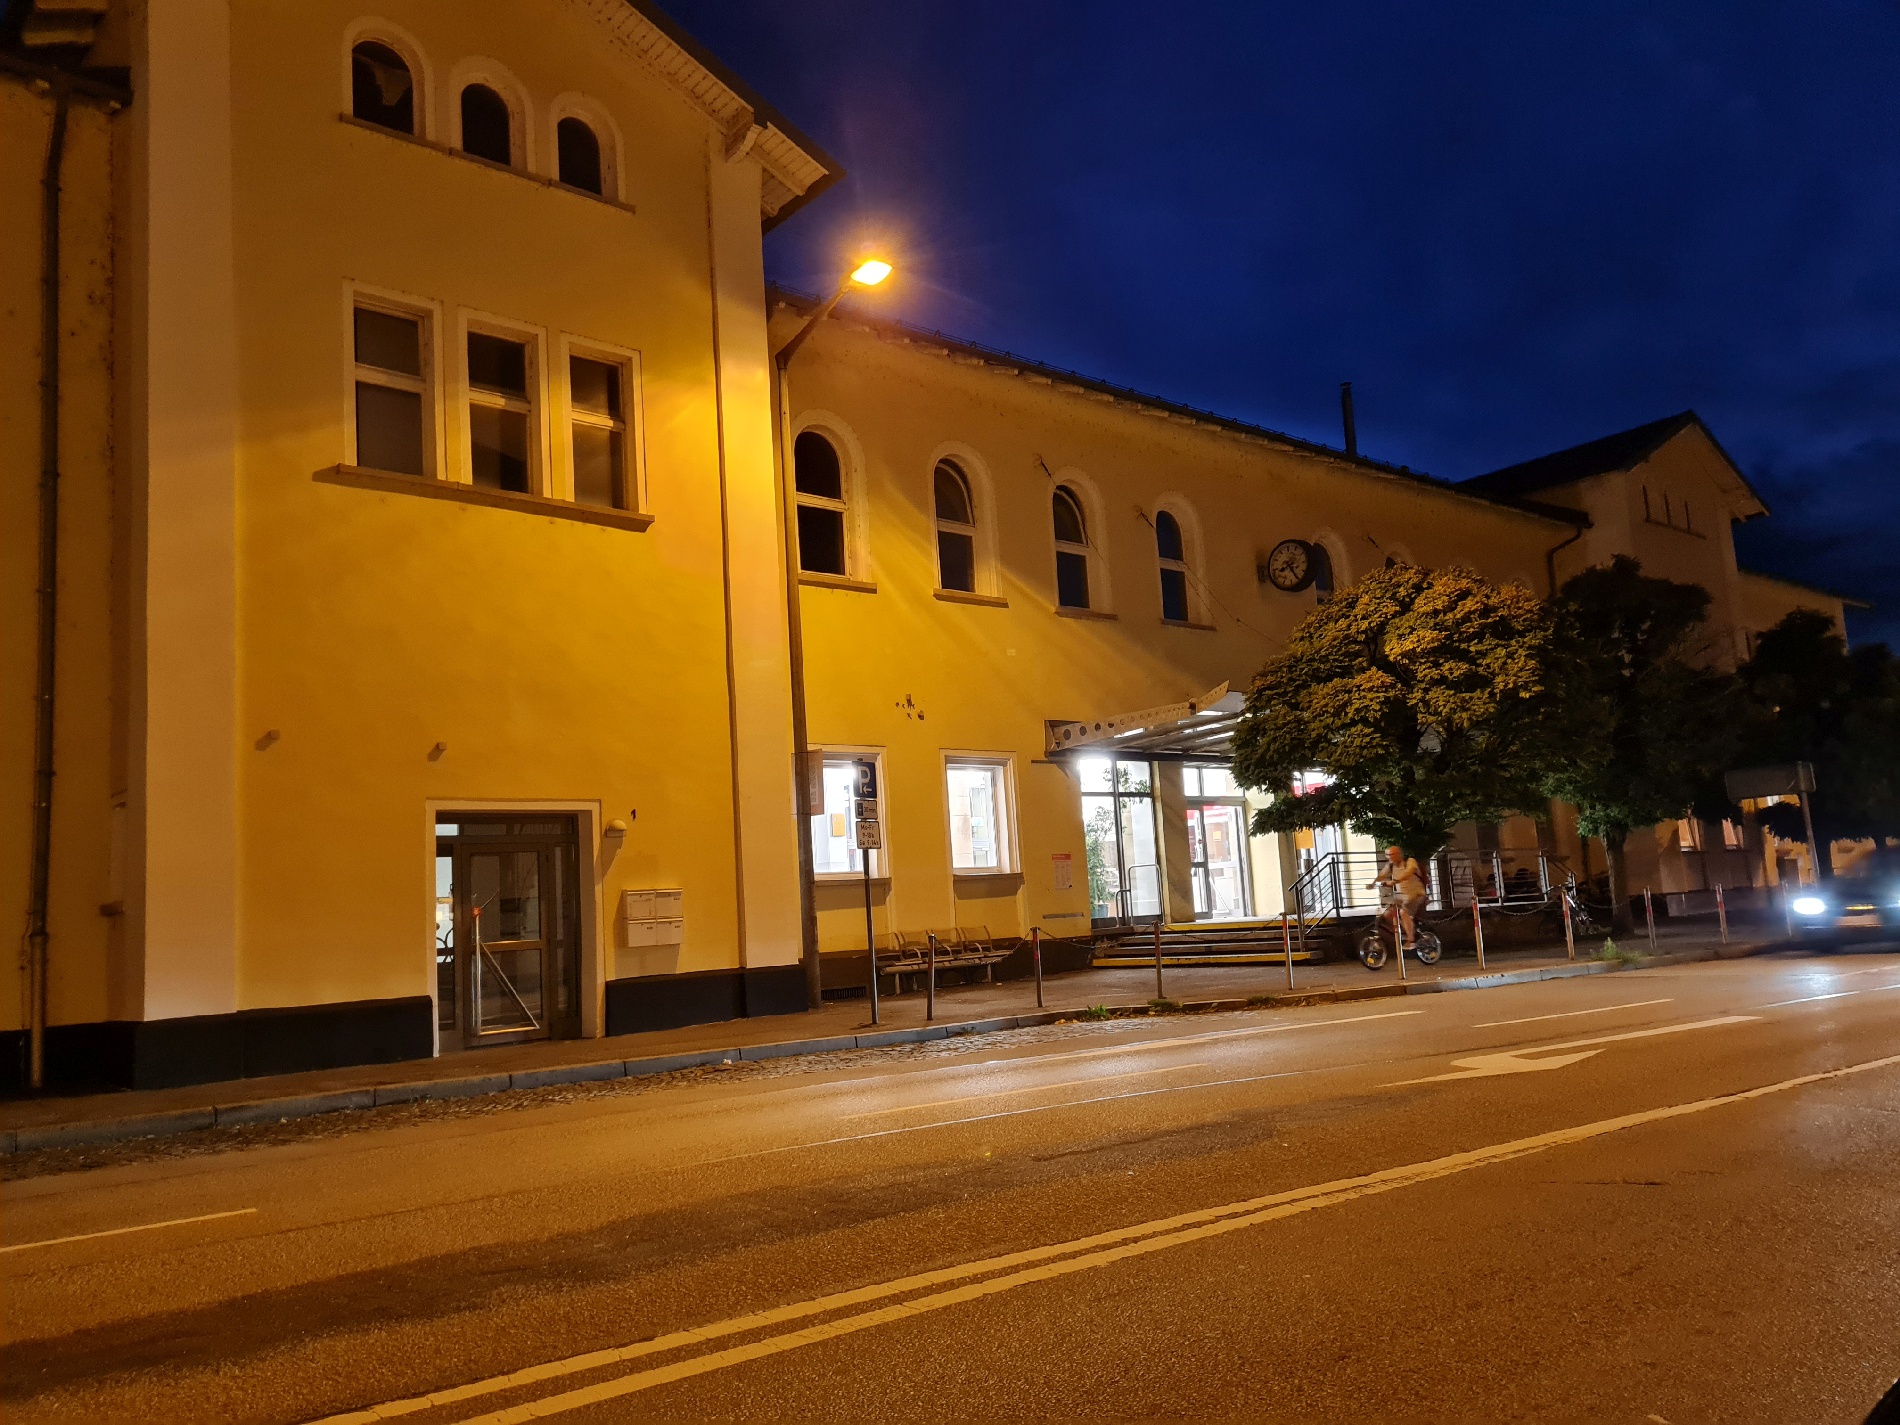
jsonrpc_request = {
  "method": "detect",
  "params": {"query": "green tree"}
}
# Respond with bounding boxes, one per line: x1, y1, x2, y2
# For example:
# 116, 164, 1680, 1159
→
1234, 564, 1578, 858
1544, 557, 1744, 932
1737, 610, 1900, 868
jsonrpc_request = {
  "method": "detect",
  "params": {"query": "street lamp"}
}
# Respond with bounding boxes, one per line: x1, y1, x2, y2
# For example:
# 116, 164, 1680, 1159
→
773, 259, 894, 1010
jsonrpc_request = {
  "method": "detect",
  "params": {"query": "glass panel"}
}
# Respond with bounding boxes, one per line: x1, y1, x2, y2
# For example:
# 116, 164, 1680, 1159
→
435, 854, 455, 1031
470, 850, 544, 1033
550, 845, 572, 1017
572, 425, 622, 508
934, 462, 972, 523
1083, 794, 1119, 920
1076, 757, 1112, 794
1182, 765, 1201, 797
355, 307, 421, 376
938, 530, 975, 592
1199, 766, 1240, 797
351, 42, 414, 134
1192, 866, 1209, 915
461, 83, 513, 165
1052, 487, 1086, 544
794, 431, 842, 499
468, 333, 528, 396
1155, 511, 1184, 562
1186, 808, 1205, 863
470, 405, 530, 491
1115, 760, 1152, 793
796, 504, 846, 574
947, 763, 1006, 871
811, 761, 867, 875
478, 945, 544, 1032
1201, 805, 1249, 918
1161, 568, 1189, 622
1056, 550, 1090, 608
356, 382, 424, 475
570, 355, 620, 417
1119, 794, 1160, 917
557, 117, 603, 194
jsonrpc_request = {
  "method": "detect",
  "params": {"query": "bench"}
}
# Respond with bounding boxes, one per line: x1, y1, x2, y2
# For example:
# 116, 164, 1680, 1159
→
877, 927, 1013, 994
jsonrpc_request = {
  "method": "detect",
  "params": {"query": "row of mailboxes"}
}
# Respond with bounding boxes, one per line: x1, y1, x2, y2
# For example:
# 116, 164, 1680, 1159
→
620, 888, 684, 948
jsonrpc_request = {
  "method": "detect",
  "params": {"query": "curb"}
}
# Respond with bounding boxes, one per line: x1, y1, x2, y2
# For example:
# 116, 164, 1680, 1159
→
0, 940, 1777, 1157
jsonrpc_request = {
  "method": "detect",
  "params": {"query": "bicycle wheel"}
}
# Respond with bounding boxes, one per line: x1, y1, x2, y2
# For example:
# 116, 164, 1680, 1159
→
1358, 932, 1387, 970
1412, 931, 1442, 965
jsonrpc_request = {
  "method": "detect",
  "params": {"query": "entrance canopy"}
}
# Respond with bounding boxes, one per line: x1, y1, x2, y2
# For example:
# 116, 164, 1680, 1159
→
1045, 682, 1247, 761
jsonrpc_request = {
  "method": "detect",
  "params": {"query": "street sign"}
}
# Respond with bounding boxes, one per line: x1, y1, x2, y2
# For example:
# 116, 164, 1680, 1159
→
854, 819, 883, 850
1724, 761, 1815, 802
854, 760, 877, 800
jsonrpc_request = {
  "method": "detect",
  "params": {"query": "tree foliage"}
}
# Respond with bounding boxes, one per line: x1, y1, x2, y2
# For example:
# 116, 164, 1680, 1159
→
1234, 564, 1578, 857
1542, 556, 1744, 929
1736, 610, 1900, 859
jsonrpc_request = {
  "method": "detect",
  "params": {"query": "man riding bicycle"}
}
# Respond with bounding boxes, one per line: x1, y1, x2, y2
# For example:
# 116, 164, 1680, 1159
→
1369, 845, 1428, 950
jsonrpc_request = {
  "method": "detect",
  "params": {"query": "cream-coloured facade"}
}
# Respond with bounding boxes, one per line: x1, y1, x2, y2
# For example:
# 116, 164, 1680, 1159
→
2, 1, 1853, 1091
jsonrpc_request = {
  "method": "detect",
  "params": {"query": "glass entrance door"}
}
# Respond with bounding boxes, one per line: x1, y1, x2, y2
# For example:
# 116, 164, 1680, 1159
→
1079, 757, 1161, 925
1184, 764, 1253, 920
435, 815, 581, 1048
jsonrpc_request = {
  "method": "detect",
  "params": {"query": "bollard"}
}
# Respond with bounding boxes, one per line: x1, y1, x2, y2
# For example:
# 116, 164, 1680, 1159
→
1153, 921, 1165, 1001
1031, 925, 1044, 1009
1561, 887, 1575, 961
1472, 897, 1486, 970
1282, 912, 1294, 990
1715, 883, 1729, 944
1643, 887, 1657, 953
1396, 917, 1407, 981
863, 859, 880, 1026
926, 932, 938, 1021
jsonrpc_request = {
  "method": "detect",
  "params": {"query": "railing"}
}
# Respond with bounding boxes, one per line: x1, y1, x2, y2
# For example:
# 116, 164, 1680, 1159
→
1288, 847, 1585, 949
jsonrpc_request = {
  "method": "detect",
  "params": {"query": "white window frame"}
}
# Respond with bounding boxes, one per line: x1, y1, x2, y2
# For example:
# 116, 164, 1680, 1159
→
548, 92, 625, 202
344, 282, 442, 477
791, 414, 869, 582
933, 458, 980, 593
342, 19, 435, 140
811, 746, 888, 882
448, 57, 535, 172
457, 309, 549, 494
943, 752, 1019, 877
1052, 484, 1093, 610
555, 334, 645, 510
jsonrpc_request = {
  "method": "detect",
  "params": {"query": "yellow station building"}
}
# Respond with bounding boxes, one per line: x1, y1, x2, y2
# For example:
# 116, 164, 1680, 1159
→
1, 1, 1854, 1090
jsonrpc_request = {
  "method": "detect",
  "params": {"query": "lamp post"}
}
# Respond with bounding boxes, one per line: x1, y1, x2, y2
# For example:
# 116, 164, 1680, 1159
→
773, 259, 893, 1011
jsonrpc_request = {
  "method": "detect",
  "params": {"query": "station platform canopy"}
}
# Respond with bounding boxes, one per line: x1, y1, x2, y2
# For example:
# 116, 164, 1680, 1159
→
1044, 683, 1248, 761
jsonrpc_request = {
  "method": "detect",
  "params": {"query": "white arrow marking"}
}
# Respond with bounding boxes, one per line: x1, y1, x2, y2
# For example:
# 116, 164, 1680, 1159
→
1390, 1015, 1760, 1085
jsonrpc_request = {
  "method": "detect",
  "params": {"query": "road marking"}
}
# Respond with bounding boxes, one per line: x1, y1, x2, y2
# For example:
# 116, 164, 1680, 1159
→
1475, 998, 1673, 1028
842, 1062, 1209, 1119
0, 1207, 257, 1255
1391, 1016, 1759, 1085
1759, 984, 1900, 1008
311, 1051, 1900, 1425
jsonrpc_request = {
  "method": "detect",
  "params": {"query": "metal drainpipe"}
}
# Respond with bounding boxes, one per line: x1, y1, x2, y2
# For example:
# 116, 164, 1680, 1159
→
26, 83, 71, 1093
1545, 522, 1586, 597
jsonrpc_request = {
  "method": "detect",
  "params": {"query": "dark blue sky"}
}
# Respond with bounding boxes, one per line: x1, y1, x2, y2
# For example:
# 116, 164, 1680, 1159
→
669, 0, 1900, 645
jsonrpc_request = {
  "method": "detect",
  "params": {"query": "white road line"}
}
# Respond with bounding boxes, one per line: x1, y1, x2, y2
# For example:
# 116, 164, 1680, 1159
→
310, 1051, 1900, 1425
1475, 997, 1673, 1028
0, 1207, 257, 1255
1391, 1016, 1759, 1085
1761, 990, 1863, 1007
842, 1062, 1208, 1120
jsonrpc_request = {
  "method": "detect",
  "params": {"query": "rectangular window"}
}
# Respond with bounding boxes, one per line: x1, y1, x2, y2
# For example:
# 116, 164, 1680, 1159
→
467, 330, 534, 493
810, 756, 879, 877
1160, 567, 1190, 622
354, 305, 428, 475
569, 354, 627, 509
946, 759, 1013, 873
1055, 550, 1090, 609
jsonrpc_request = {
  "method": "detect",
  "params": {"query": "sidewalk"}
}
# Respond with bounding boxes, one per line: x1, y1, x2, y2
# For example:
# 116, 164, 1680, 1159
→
1, 925, 1781, 1155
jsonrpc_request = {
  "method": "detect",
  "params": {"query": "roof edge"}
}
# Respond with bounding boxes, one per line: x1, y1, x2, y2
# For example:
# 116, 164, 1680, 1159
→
1738, 567, 1873, 611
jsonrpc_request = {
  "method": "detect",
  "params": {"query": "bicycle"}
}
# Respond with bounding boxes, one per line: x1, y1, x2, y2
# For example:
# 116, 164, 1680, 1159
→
1358, 901, 1441, 969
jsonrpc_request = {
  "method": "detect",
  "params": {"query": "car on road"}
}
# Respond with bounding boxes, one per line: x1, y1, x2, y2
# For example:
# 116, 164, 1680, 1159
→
1789, 847, 1900, 939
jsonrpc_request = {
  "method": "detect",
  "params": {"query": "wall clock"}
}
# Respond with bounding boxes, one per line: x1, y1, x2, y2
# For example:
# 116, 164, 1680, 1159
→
1264, 538, 1316, 592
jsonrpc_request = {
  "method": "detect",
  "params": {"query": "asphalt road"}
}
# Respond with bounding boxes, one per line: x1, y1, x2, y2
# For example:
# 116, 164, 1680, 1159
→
4, 949, 1898, 1424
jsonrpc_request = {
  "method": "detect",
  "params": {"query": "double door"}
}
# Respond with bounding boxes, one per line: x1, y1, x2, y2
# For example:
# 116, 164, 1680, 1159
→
434, 815, 581, 1048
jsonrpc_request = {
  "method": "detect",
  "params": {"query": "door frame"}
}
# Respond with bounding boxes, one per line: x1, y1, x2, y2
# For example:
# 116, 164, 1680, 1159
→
425, 800, 605, 1054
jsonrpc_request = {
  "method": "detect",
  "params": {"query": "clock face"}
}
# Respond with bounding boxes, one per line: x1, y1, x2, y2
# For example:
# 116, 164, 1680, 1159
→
1266, 539, 1315, 592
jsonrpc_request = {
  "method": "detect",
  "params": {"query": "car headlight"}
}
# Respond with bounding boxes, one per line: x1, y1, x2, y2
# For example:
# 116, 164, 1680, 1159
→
1790, 895, 1828, 917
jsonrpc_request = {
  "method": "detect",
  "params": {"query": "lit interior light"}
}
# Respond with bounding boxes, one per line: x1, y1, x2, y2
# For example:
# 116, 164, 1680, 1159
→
1790, 896, 1827, 916
850, 259, 893, 286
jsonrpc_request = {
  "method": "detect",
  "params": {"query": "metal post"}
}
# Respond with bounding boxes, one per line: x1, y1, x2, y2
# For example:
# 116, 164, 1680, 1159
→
1798, 794, 1820, 884
1561, 885, 1575, 961
1643, 886, 1657, 953
1395, 918, 1407, 981
1716, 883, 1729, 944
1472, 897, 1486, 970
1282, 911, 1294, 990
1492, 850, 1504, 904
1153, 921, 1165, 1001
862, 857, 879, 1026
926, 932, 938, 1021
1031, 925, 1044, 1009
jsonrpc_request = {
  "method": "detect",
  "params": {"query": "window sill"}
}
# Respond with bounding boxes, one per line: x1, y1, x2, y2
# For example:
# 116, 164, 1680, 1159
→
1054, 605, 1118, 621
1161, 617, 1217, 631
816, 874, 891, 885
315, 465, 654, 532
934, 588, 1008, 608
953, 870, 1024, 884
338, 114, 638, 215
799, 572, 878, 594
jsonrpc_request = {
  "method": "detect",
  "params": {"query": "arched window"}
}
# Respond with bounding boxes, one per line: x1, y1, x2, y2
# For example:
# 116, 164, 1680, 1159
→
352, 41, 414, 134
1053, 485, 1091, 609
794, 431, 847, 575
1312, 541, 1335, 597
934, 460, 977, 592
460, 84, 513, 165
1155, 511, 1190, 621
556, 117, 603, 194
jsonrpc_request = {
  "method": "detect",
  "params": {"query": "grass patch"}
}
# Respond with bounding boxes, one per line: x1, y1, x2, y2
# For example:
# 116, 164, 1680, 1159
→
1081, 1004, 1113, 1021
1597, 937, 1646, 966
1148, 997, 1181, 1012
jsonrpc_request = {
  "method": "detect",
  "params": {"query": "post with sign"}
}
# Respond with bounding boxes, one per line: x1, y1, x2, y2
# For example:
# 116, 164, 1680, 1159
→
854, 761, 881, 1025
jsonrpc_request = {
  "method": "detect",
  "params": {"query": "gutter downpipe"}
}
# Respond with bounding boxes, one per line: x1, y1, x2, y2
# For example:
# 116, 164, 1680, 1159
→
1545, 521, 1586, 598
26, 82, 72, 1093
771, 286, 851, 1011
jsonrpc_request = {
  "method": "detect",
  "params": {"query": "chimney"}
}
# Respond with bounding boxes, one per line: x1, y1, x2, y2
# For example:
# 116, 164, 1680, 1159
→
1340, 382, 1358, 458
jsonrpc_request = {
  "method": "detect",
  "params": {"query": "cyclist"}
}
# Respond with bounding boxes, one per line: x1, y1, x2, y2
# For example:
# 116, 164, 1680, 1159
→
1369, 845, 1428, 951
